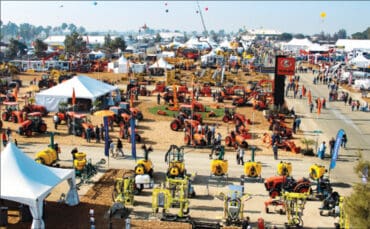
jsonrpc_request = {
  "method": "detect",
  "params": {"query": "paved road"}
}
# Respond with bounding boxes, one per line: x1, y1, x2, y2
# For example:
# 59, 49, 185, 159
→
284, 72, 370, 184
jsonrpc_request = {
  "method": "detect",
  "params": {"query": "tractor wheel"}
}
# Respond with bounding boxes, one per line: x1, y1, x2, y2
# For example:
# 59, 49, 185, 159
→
170, 120, 179, 131
241, 141, 249, 149
235, 118, 242, 127
266, 207, 269, 213
25, 129, 32, 137
13, 116, 18, 123
294, 183, 311, 194
225, 136, 232, 146
39, 124, 47, 133
184, 135, 191, 145
222, 116, 229, 123
2, 113, 8, 121
269, 189, 280, 199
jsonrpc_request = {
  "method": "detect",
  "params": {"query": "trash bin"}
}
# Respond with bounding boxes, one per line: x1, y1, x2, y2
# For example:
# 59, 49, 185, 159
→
19, 204, 32, 222
0, 206, 8, 226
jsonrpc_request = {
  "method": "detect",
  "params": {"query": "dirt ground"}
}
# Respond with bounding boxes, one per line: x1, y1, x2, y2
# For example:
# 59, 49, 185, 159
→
4, 70, 307, 228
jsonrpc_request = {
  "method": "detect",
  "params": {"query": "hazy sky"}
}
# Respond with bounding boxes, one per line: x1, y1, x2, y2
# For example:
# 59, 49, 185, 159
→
1, 1, 370, 35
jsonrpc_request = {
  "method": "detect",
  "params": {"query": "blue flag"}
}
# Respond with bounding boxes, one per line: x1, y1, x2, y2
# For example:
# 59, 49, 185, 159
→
130, 117, 136, 161
103, 116, 110, 157
330, 129, 345, 170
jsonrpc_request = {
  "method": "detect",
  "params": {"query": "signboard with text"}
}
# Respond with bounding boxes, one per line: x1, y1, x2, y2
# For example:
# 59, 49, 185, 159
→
276, 57, 296, 75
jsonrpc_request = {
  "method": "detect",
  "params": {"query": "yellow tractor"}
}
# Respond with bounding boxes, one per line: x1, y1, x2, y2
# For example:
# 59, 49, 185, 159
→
134, 145, 154, 192
217, 185, 252, 226
277, 161, 293, 176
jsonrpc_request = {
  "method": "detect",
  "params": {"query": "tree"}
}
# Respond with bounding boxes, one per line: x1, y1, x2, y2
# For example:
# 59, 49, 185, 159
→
279, 33, 293, 41
103, 34, 113, 50
19, 23, 35, 42
68, 23, 77, 33
61, 23, 68, 31
300, 138, 315, 156
154, 33, 162, 42
77, 26, 86, 35
111, 37, 127, 52
64, 32, 86, 56
34, 39, 48, 57
337, 29, 347, 39
351, 27, 370, 39
5, 38, 27, 58
294, 33, 305, 39
344, 153, 370, 228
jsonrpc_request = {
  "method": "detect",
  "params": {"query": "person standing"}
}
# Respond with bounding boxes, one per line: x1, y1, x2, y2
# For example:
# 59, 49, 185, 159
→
341, 134, 347, 149
292, 116, 297, 134
157, 93, 161, 105
116, 138, 124, 157
86, 126, 91, 143
237, 146, 245, 165
272, 142, 278, 160
329, 137, 335, 158
100, 124, 105, 140
109, 139, 115, 157
317, 141, 326, 160
310, 102, 314, 113
53, 113, 59, 130
95, 125, 100, 143
6, 127, 11, 140
2, 132, 7, 147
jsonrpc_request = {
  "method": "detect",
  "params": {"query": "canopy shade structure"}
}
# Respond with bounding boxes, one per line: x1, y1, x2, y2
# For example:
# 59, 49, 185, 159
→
0, 143, 79, 229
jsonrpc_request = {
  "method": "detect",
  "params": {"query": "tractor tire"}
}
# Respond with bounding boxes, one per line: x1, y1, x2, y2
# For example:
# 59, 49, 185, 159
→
269, 189, 280, 199
39, 124, 47, 133
294, 182, 311, 194
2, 113, 8, 121
241, 141, 249, 149
266, 207, 269, 213
222, 116, 229, 123
25, 129, 32, 137
225, 136, 232, 146
184, 135, 191, 145
170, 120, 179, 131
235, 118, 242, 127
13, 116, 18, 123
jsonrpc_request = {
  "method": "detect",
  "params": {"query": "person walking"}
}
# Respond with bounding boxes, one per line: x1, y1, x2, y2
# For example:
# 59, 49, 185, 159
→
272, 142, 278, 160
109, 139, 115, 157
100, 124, 105, 140
237, 146, 245, 165
6, 127, 11, 140
116, 138, 124, 157
310, 102, 314, 113
317, 141, 326, 160
341, 134, 347, 149
95, 125, 100, 143
157, 93, 161, 105
53, 113, 59, 130
2, 132, 7, 147
86, 126, 92, 143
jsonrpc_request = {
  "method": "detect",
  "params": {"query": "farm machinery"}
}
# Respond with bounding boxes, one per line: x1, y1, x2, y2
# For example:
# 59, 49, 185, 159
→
134, 145, 154, 192
217, 185, 252, 226
208, 146, 228, 193
264, 175, 311, 199
308, 164, 333, 200
73, 152, 106, 186
38, 74, 56, 89
22, 104, 48, 117
2, 102, 25, 123
119, 121, 142, 143
222, 105, 250, 127
17, 112, 47, 137
109, 173, 136, 218
164, 145, 196, 198
118, 102, 143, 121
282, 191, 309, 228
67, 113, 95, 139
170, 106, 202, 132
224, 130, 249, 149
35, 145, 60, 166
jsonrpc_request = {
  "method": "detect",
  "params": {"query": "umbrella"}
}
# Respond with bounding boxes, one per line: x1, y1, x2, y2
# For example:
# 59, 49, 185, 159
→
93, 110, 114, 117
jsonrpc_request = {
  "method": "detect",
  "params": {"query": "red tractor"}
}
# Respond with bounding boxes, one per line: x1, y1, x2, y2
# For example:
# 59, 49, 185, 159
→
67, 113, 95, 139
2, 102, 26, 123
264, 176, 311, 198
118, 102, 143, 121
224, 131, 249, 148
109, 106, 131, 125
22, 104, 48, 117
170, 111, 201, 131
199, 84, 212, 97
179, 105, 203, 121
152, 81, 166, 94
222, 106, 250, 127
38, 74, 56, 89
17, 112, 47, 137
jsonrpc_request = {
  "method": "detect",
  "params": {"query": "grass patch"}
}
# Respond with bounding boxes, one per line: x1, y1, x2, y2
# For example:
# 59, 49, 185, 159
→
148, 105, 224, 119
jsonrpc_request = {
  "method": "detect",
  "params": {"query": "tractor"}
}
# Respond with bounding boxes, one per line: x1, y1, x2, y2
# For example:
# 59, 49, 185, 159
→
264, 175, 311, 198
38, 74, 56, 89
152, 81, 166, 94
22, 104, 48, 117
179, 104, 203, 121
2, 102, 25, 123
134, 145, 154, 192
224, 131, 249, 149
200, 83, 212, 97
217, 185, 252, 226
222, 106, 250, 127
308, 164, 333, 200
109, 106, 131, 125
17, 112, 47, 137
118, 102, 143, 121
184, 132, 207, 146
67, 113, 95, 139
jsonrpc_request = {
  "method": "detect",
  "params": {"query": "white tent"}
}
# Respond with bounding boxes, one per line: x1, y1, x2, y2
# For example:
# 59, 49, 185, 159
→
308, 43, 329, 52
0, 143, 79, 229
149, 57, 174, 70
281, 38, 313, 52
35, 75, 119, 112
349, 54, 370, 68
336, 39, 370, 52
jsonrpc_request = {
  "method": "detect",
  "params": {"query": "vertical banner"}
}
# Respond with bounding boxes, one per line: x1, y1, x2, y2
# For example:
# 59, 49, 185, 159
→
103, 116, 110, 157
330, 129, 345, 170
130, 117, 136, 161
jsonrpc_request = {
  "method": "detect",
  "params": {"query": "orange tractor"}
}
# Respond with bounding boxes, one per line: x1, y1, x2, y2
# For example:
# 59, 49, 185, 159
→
2, 102, 26, 123
119, 122, 142, 143
170, 111, 202, 131
152, 81, 166, 94
22, 104, 48, 117
264, 176, 311, 198
17, 112, 47, 137
225, 131, 249, 149
222, 106, 250, 127
67, 113, 95, 139
109, 106, 132, 125
199, 83, 212, 97
118, 102, 143, 121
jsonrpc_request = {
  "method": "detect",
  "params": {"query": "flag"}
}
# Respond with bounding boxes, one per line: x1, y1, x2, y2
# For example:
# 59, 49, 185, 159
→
130, 117, 137, 161
330, 129, 345, 170
13, 86, 18, 102
72, 87, 76, 106
103, 116, 110, 157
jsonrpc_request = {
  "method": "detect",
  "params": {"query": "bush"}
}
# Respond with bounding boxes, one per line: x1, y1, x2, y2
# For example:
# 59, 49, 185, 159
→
301, 148, 315, 156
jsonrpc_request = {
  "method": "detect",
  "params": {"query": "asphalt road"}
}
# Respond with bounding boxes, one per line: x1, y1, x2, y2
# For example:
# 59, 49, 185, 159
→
284, 71, 370, 184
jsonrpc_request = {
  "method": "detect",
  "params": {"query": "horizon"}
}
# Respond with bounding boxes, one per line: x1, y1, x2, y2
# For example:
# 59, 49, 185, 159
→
1, 1, 370, 36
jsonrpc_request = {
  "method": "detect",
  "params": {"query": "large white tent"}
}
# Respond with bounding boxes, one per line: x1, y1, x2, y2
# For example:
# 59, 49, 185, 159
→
35, 75, 119, 112
349, 54, 370, 68
281, 38, 313, 52
107, 56, 130, 74
336, 39, 370, 52
148, 57, 174, 70
0, 143, 79, 229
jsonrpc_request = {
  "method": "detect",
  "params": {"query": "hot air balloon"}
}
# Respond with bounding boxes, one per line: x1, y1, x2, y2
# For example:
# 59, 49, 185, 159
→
165, 2, 168, 6
205, 7, 208, 11
320, 12, 326, 21
165, 9, 169, 13
93, 1, 98, 6
196, 10, 199, 14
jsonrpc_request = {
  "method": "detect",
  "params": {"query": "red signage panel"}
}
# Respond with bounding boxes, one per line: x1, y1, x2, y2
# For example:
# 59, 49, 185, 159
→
277, 57, 296, 75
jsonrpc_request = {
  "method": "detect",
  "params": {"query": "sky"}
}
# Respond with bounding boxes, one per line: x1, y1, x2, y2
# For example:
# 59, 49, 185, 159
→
1, 1, 370, 36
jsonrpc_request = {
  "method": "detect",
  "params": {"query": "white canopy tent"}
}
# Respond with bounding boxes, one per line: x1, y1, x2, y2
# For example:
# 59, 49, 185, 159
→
0, 143, 79, 229
349, 54, 370, 68
35, 75, 119, 112
148, 57, 174, 70
281, 38, 313, 52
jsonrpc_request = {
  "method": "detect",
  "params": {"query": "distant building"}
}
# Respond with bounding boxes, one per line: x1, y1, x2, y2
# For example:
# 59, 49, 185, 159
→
43, 35, 117, 49
240, 28, 282, 41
